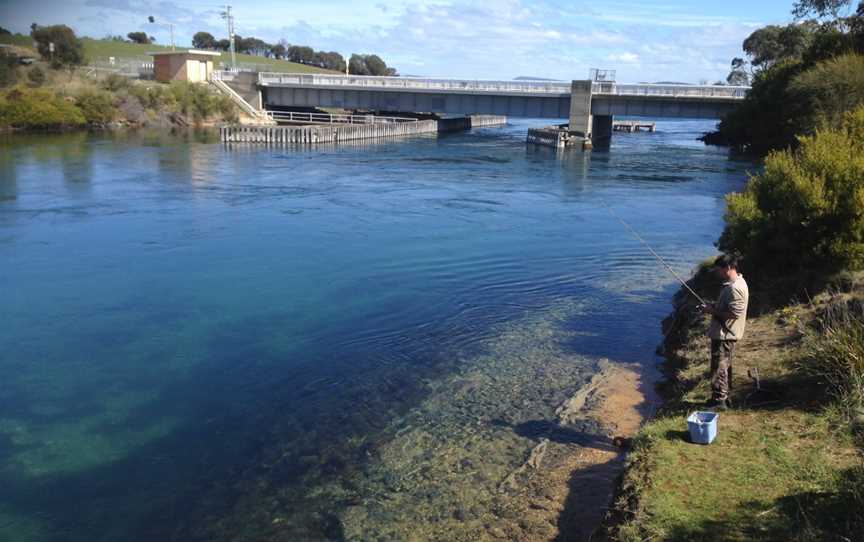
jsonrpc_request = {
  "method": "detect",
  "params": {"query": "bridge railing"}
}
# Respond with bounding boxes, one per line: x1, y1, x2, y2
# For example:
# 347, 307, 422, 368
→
259, 72, 573, 94
257, 72, 750, 100
597, 83, 749, 99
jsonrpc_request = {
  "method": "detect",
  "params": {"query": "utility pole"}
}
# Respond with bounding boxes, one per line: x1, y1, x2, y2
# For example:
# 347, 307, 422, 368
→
148, 16, 175, 50
221, 5, 236, 70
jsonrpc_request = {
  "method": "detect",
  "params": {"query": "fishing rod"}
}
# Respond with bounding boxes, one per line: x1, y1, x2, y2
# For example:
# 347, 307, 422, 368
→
601, 200, 708, 306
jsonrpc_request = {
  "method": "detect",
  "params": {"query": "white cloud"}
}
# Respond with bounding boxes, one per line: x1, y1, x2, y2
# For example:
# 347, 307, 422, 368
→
608, 52, 640, 63
0, 0, 783, 83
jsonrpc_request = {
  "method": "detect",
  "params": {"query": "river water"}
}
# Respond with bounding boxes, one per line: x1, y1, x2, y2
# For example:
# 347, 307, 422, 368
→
0, 120, 752, 541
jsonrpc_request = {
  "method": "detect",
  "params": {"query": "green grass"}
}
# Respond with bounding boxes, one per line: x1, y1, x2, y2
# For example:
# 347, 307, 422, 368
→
0, 34, 336, 74
0, 33, 35, 49
611, 298, 864, 541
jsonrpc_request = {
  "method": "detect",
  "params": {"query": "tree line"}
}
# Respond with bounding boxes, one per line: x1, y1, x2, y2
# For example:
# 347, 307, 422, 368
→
191, 31, 397, 75
707, 0, 864, 153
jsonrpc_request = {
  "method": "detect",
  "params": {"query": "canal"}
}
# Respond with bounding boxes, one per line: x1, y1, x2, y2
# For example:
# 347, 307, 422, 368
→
0, 119, 752, 541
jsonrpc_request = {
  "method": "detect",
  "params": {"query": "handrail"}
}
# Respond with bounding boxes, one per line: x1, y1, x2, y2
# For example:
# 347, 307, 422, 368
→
266, 110, 418, 124
253, 72, 750, 100
209, 72, 273, 122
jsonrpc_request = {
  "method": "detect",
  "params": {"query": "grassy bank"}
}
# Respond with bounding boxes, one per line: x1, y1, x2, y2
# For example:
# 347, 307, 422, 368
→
605, 268, 864, 541
0, 33, 337, 74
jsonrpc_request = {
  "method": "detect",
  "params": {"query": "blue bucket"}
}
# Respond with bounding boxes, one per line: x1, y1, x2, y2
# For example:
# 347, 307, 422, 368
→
687, 411, 718, 444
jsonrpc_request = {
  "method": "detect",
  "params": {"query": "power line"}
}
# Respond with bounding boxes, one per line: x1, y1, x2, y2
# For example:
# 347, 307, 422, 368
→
220, 5, 236, 68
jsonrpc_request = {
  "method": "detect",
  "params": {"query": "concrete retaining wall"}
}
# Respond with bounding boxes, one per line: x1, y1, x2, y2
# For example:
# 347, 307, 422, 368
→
527, 126, 589, 150
220, 115, 507, 145
221, 120, 439, 144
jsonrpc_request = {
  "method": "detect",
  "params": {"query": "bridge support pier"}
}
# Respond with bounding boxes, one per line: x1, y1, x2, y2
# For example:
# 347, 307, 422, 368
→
568, 80, 593, 138
591, 115, 613, 147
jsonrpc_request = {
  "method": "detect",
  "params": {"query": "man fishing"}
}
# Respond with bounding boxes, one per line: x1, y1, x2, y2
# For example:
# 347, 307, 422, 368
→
701, 254, 749, 410
603, 203, 749, 409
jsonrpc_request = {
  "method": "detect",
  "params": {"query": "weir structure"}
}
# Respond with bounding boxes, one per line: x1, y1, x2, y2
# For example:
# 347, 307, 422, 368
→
214, 70, 749, 148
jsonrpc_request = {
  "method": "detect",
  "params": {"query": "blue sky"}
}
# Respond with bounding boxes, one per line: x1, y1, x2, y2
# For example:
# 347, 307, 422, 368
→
1, 0, 798, 82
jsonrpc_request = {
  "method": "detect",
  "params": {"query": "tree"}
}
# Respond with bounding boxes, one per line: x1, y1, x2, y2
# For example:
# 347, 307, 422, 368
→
364, 54, 388, 75
216, 39, 231, 51
269, 43, 286, 59
726, 57, 751, 85
288, 45, 315, 64
242, 37, 269, 56
127, 31, 151, 44
0, 27, 11, 35
348, 54, 369, 75
793, 0, 854, 19
192, 31, 216, 50
743, 23, 816, 71
317, 51, 346, 71
31, 25, 84, 68
347, 54, 396, 76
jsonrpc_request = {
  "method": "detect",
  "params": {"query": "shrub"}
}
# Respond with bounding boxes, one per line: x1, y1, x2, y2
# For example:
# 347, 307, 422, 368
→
719, 105, 864, 288
27, 66, 45, 87
0, 87, 85, 128
798, 299, 864, 419
168, 81, 235, 122
128, 84, 174, 111
0, 51, 17, 87
790, 54, 864, 132
75, 89, 116, 124
102, 73, 130, 92
716, 60, 809, 153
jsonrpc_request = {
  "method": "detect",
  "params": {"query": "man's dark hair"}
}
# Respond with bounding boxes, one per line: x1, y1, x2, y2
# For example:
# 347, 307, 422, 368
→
714, 253, 740, 269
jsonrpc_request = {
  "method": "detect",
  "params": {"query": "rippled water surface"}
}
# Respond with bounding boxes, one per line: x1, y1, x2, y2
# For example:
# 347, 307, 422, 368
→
0, 120, 753, 541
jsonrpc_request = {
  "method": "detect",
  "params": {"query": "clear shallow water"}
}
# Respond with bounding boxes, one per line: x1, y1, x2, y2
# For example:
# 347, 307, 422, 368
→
0, 120, 752, 541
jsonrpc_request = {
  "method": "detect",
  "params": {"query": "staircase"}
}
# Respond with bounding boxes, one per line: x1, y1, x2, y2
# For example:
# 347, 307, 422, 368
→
210, 71, 275, 124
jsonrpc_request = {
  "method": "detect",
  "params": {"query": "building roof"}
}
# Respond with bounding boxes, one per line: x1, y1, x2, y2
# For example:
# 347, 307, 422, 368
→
147, 49, 221, 57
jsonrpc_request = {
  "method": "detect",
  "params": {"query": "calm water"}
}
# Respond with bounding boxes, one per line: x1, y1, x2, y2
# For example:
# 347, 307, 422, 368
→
0, 120, 752, 541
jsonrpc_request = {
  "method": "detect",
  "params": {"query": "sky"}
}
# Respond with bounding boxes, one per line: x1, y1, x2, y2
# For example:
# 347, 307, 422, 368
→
0, 0, 799, 83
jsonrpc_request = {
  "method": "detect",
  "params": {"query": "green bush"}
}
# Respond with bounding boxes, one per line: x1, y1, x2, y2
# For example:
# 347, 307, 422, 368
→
102, 73, 130, 92
127, 84, 173, 110
75, 89, 116, 124
0, 51, 17, 87
790, 54, 864, 133
719, 105, 864, 286
26, 66, 45, 87
799, 299, 864, 421
0, 87, 85, 128
716, 60, 809, 153
168, 81, 235, 122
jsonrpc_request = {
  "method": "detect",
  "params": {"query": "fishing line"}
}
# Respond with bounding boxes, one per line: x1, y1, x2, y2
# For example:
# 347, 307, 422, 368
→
600, 199, 708, 306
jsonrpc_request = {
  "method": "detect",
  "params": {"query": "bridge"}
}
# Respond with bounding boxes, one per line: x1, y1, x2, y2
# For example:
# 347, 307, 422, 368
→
256, 73, 749, 144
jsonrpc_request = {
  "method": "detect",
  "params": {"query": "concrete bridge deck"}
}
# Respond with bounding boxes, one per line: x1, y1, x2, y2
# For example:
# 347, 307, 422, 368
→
220, 71, 750, 147
257, 73, 748, 122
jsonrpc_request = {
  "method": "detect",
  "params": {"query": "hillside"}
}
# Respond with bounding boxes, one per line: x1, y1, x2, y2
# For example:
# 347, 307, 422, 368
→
0, 34, 338, 74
